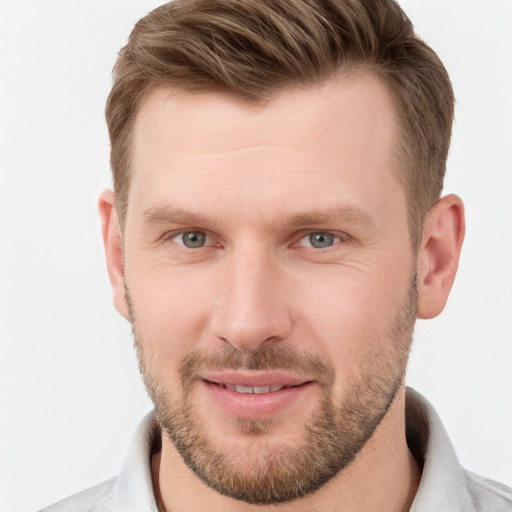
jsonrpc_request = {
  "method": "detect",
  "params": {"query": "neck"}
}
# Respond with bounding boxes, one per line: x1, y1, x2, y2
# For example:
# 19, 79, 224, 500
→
153, 385, 421, 512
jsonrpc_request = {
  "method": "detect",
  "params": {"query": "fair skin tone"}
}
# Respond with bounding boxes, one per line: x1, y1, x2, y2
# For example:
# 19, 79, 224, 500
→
100, 74, 464, 512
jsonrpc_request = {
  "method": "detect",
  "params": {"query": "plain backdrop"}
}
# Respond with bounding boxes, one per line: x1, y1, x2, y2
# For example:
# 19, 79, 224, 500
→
1, 1, 511, 510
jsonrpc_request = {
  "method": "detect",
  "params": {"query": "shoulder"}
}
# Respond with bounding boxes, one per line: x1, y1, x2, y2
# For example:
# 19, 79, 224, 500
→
38, 477, 117, 512
465, 470, 512, 511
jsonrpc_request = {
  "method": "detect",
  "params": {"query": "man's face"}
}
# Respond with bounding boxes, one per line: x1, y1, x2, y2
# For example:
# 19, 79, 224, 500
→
122, 74, 418, 503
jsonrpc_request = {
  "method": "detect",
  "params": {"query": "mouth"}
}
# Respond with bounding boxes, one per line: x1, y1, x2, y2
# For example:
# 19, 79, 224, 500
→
204, 381, 306, 395
199, 372, 315, 418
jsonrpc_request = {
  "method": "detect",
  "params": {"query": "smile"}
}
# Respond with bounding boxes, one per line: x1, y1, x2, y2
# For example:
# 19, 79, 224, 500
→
208, 382, 298, 394
200, 374, 314, 418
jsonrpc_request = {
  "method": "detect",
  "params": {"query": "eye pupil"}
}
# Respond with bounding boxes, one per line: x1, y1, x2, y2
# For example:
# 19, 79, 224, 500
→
309, 233, 335, 248
182, 231, 206, 248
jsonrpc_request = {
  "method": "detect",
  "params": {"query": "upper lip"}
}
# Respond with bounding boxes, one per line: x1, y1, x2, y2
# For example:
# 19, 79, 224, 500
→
200, 371, 312, 388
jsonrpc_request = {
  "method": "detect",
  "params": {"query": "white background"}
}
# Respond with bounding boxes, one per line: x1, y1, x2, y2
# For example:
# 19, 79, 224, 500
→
0, 1, 511, 510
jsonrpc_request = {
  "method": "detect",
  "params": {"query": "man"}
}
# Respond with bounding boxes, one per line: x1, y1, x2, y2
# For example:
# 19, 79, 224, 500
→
40, 0, 511, 510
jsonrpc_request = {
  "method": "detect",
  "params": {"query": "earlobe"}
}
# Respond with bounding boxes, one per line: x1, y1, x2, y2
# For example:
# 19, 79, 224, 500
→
416, 194, 465, 319
98, 189, 131, 321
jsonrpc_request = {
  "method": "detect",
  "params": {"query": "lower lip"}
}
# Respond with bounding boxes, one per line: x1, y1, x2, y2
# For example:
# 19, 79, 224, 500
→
202, 380, 313, 419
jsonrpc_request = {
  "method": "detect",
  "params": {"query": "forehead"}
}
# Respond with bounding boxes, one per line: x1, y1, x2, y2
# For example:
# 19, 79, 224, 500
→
128, 74, 403, 226
133, 73, 398, 157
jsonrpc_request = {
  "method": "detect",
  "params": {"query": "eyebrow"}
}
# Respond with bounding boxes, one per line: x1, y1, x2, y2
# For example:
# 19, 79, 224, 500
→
284, 207, 378, 229
141, 205, 379, 231
142, 207, 219, 229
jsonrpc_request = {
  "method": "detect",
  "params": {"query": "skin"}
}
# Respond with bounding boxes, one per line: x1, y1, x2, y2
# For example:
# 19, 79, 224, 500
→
100, 73, 465, 512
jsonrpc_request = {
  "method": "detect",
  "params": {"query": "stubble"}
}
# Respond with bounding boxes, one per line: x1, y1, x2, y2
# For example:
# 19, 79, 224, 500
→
128, 275, 418, 504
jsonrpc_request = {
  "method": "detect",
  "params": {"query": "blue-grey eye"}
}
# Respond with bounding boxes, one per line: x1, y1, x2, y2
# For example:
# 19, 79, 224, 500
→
178, 231, 207, 248
308, 232, 336, 248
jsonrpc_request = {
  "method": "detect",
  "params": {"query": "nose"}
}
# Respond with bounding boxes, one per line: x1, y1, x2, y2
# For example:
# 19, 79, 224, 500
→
210, 247, 294, 352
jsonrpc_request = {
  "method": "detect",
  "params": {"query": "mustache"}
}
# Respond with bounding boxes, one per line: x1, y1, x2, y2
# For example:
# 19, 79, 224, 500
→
179, 344, 335, 387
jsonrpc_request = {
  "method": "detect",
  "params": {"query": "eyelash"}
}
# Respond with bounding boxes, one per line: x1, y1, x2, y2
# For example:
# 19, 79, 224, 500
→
295, 232, 346, 249
163, 230, 349, 250
165, 230, 214, 248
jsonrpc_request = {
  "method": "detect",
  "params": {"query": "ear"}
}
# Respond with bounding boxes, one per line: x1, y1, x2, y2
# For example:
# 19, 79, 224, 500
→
416, 194, 465, 319
99, 189, 131, 321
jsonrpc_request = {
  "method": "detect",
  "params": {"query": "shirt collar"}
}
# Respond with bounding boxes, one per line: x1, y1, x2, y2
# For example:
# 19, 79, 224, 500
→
114, 410, 159, 511
407, 387, 475, 511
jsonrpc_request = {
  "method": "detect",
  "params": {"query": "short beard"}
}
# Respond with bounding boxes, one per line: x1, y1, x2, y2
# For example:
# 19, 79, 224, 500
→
129, 275, 418, 505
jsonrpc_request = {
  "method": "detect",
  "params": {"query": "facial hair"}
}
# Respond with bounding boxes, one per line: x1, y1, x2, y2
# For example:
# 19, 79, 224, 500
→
128, 275, 418, 505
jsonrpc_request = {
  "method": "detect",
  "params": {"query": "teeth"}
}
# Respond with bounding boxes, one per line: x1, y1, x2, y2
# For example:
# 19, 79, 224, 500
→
253, 386, 270, 394
235, 385, 254, 394
223, 384, 287, 394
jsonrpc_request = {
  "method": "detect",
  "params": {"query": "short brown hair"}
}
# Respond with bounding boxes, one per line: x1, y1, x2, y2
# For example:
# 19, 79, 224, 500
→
106, 0, 454, 247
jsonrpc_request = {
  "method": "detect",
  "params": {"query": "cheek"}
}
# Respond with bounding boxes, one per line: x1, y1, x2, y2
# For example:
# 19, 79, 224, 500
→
292, 264, 412, 370
127, 265, 213, 368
